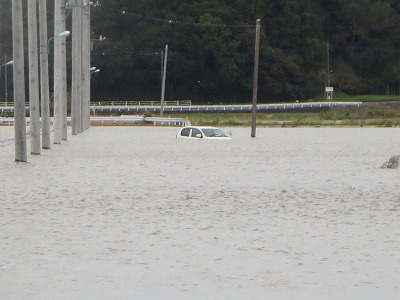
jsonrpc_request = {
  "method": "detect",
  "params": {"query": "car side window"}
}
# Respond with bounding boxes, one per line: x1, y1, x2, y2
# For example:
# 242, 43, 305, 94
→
192, 128, 202, 138
181, 128, 190, 137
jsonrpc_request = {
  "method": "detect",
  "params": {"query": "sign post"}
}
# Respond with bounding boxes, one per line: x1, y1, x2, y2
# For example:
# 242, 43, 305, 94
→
325, 86, 334, 101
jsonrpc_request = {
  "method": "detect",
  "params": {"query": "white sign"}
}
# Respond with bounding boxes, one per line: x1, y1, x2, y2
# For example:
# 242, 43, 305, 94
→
325, 87, 334, 92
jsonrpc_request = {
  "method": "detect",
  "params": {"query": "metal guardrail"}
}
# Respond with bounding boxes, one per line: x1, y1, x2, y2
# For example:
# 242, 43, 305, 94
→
0, 102, 29, 107
0, 116, 191, 127
90, 116, 190, 126
0, 101, 363, 115
0, 100, 192, 108
90, 100, 192, 107
0, 118, 14, 125
90, 102, 362, 114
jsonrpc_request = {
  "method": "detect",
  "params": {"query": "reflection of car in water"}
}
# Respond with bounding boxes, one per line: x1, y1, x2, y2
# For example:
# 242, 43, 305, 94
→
176, 126, 232, 140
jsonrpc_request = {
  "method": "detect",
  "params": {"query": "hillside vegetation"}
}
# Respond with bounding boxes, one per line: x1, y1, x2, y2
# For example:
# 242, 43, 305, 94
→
1, 1, 400, 103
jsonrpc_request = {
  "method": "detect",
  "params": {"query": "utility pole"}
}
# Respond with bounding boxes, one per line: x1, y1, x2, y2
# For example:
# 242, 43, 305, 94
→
5, 54, 9, 104
325, 42, 333, 101
60, 0, 68, 140
54, 0, 62, 144
28, 0, 41, 154
161, 49, 163, 97
160, 44, 168, 117
327, 42, 330, 87
71, 0, 77, 135
12, 0, 27, 162
82, 0, 91, 130
39, 0, 51, 149
72, 0, 83, 135
251, 19, 261, 138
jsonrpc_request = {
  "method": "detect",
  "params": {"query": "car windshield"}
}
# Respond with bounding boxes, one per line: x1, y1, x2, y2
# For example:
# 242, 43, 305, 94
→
202, 128, 228, 137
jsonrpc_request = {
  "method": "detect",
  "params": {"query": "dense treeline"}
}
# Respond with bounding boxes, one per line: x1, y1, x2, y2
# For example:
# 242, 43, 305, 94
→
1, 0, 400, 103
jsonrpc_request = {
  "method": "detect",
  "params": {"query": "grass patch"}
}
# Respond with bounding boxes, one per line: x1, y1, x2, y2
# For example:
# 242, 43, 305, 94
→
344, 95, 400, 102
168, 107, 400, 127
314, 92, 400, 102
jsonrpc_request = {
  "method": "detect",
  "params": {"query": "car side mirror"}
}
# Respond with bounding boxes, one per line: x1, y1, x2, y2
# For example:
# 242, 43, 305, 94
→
195, 133, 202, 138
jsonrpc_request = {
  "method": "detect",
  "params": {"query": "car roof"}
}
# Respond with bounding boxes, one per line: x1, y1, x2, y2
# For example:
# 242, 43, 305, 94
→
181, 126, 219, 129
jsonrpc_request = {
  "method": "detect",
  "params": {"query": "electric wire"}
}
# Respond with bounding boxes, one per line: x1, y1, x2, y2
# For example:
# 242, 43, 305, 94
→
261, 27, 298, 102
99, 4, 255, 29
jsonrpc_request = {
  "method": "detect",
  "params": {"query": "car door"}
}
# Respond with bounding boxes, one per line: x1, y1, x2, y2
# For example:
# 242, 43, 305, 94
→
191, 128, 203, 138
179, 127, 191, 139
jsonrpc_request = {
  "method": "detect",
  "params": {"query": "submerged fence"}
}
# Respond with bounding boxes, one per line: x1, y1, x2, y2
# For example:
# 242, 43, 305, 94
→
90, 101, 362, 114
0, 101, 362, 116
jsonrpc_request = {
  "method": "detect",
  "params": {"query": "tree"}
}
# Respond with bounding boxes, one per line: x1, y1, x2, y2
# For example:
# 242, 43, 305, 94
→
4, 0, 400, 102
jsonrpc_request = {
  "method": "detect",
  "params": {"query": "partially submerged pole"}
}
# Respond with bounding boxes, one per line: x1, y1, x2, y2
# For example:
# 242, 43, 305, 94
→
60, 0, 68, 140
82, 0, 91, 130
71, 0, 83, 135
5, 54, 9, 104
251, 19, 261, 138
54, 0, 63, 144
39, 0, 51, 149
12, 0, 27, 162
28, 0, 41, 154
160, 44, 168, 117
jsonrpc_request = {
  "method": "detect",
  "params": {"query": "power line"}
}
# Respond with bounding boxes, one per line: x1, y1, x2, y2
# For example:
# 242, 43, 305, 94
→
260, 27, 298, 102
99, 4, 255, 29
92, 49, 250, 59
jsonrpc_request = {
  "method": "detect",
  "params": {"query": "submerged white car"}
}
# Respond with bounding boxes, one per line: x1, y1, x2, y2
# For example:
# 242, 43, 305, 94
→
176, 126, 232, 140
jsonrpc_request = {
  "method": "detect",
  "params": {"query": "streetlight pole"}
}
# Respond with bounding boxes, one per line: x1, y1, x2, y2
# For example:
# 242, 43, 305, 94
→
52, 29, 70, 143
1, 57, 13, 103
54, 0, 70, 144
60, 0, 68, 141
71, 0, 83, 135
4, 55, 7, 103
12, 0, 27, 162
54, 0, 62, 144
82, 0, 91, 131
160, 44, 168, 117
39, 0, 51, 149
251, 19, 261, 138
28, 0, 41, 154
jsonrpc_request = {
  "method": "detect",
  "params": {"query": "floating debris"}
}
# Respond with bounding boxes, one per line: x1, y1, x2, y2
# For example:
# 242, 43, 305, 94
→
381, 155, 400, 169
